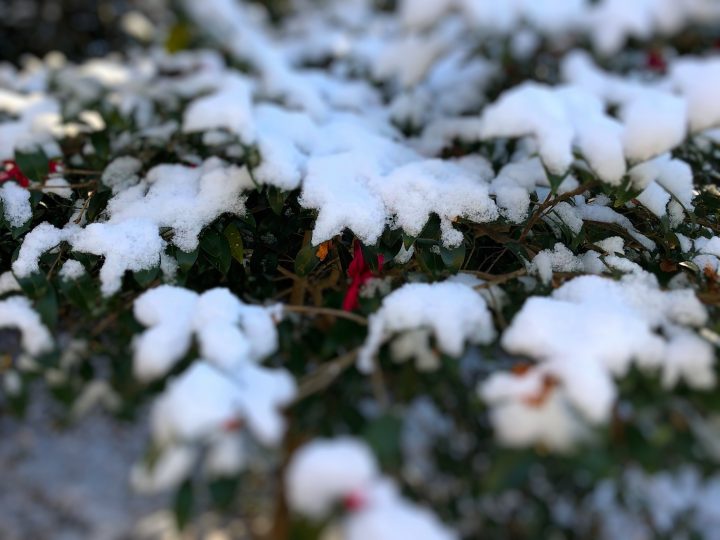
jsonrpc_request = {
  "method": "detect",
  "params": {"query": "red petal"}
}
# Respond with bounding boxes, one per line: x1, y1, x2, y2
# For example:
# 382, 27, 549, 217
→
342, 279, 362, 311
342, 491, 367, 512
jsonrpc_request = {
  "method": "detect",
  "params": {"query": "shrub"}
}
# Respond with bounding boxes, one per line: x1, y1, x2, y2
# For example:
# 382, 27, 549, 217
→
2, 1, 720, 538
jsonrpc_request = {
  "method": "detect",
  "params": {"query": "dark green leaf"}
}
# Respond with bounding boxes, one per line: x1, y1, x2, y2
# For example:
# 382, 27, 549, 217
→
16, 271, 49, 299
360, 243, 380, 273
267, 187, 288, 215
294, 243, 319, 277
173, 480, 194, 530
362, 414, 402, 468
440, 243, 466, 272
14, 147, 49, 182
134, 265, 159, 287
223, 223, 245, 264
176, 248, 199, 273
35, 284, 58, 329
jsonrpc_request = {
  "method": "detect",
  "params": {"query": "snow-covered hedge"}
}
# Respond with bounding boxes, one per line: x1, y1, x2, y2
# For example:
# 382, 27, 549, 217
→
2, 0, 720, 538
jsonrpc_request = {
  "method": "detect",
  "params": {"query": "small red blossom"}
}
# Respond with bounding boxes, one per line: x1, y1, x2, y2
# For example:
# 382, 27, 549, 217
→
0, 161, 30, 188
342, 490, 367, 512
222, 417, 244, 432
646, 49, 666, 72
342, 240, 384, 312
0, 159, 64, 188
49, 160, 63, 174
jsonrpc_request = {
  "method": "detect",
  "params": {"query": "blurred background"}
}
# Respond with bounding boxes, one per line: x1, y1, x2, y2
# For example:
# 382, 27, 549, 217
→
0, 0, 154, 62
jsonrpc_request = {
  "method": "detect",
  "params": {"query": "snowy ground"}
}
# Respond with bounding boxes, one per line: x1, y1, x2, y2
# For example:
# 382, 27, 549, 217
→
0, 390, 168, 540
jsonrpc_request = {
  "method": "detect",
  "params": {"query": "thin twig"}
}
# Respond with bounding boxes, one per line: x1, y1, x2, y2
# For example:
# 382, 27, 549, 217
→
465, 268, 528, 289
283, 304, 368, 326
28, 180, 98, 191
519, 181, 599, 241
292, 348, 359, 403
74, 193, 93, 224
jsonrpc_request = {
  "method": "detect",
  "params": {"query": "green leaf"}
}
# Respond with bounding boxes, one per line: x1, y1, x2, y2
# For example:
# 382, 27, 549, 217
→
16, 271, 49, 299
415, 243, 443, 276
201, 230, 231, 274
90, 131, 110, 160
267, 187, 288, 215
362, 414, 402, 468
547, 171, 566, 194
209, 477, 239, 510
14, 147, 49, 182
173, 480, 194, 530
10, 218, 32, 239
360, 243, 380, 273
134, 265, 159, 287
60, 275, 97, 313
294, 243, 319, 277
86, 190, 112, 222
402, 232, 415, 249
223, 223, 245, 264
419, 214, 441, 240
176, 248, 199, 273
35, 284, 58, 329
165, 22, 192, 53
440, 243, 466, 272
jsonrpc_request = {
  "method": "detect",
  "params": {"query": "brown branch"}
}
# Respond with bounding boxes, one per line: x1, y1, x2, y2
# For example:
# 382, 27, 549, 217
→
519, 181, 600, 241
292, 348, 359, 403
466, 268, 528, 289
28, 180, 98, 191
283, 304, 367, 326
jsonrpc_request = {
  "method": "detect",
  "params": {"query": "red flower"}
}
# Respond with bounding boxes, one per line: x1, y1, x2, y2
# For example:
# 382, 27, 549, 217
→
342, 240, 384, 312
342, 490, 367, 512
0, 161, 30, 188
49, 160, 63, 174
646, 49, 666, 72
0, 159, 63, 188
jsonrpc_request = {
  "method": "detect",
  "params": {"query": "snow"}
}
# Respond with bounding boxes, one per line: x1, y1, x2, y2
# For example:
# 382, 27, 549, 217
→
587, 466, 720, 540
15, 159, 252, 296
480, 83, 631, 182
528, 243, 584, 284
131, 286, 294, 492
0, 181, 32, 227
286, 438, 456, 540
13, 222, 78, 278
620, 91, 687, 163
252, 104, 318, 191
131, 445, 197, 494
2, 0, 720, 527
0, 295, 53, 357
0, 89, 61, 160
182, 74, 255, 144
42, 177, 73, 199
133, 285, 282, 380
670, 57, 720, 132
631, 154, 695, 219
58, 259, 86, 281
73, 219, 166, 296
574, 196, 656, 251
101, 156, 142, 194
482, 271, 712, 450
151, 361, 295, 447
358, 281, 496, 373
481, 370, 591, 452
286, 437, 379, 519
0, 271, 20, 296
204, 434, 246, 478
105, 158, 252, 253
379, 159, 498, 246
